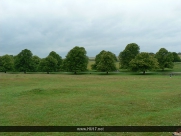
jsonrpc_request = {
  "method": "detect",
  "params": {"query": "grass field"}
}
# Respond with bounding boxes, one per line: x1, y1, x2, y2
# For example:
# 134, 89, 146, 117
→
0, 73, 181, 136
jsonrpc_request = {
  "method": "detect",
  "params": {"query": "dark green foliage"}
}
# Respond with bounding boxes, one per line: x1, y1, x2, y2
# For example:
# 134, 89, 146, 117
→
62, 59, 67, 72
91, 50, 117, 70
172, 52, 181, 62
14, 49, 33, 73
38, 56, 57, 74
96, 51, 116, 74
48, 51, 63, 71
108, 51, 118, 62
0, 55, 14, 73
38, 59, 46, 72
119, 43, 140, 69
91, 50, 106, 70
63, 46, 88, 74
1, 46, 178, 74
31, 55, 41, 72
155, 48, 174, 71
149, 52, 155, 56
0, 56, 2, 72
129, 52, 159, 74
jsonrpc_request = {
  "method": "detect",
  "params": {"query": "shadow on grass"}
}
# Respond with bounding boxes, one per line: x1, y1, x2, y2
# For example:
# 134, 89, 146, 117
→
1, 70, 181, 76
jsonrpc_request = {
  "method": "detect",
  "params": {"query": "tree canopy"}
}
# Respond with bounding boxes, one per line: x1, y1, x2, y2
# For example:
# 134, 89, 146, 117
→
119, 43, 140, 69
91, 50, 117, 70
38, 56, 57, 74
31, 55, 41, 72
91, 50, 106, 70
48, 51, 63, 71
0, 55, 14, 73
155, 48, 174, 71
0, 45, 178, 74
96, 51, 117, 74
14, 49, 33, 73
129, 52, 159, 74
63, 46, 88, 74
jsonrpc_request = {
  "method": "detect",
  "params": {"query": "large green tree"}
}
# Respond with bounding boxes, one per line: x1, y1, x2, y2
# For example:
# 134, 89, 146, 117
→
14, 49, 33, 73
0, 55, 14, 73
129, 52, 159, 75
48, 51, 62, 71
96, 51, 116, 74
155, 48, 174, 71
119, 43, 140, 69
31, 55, 41, 72
91, 50, 117, 70
63, 46, 88, 74
38, 56, 57, 74
91, 50, 106, 70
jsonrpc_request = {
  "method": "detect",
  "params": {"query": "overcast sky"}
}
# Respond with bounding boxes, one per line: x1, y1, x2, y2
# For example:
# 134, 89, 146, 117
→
0, 0, 181, 58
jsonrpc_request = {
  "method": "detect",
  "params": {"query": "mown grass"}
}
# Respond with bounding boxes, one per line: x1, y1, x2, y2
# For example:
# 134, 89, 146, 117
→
0, 73, 181, 136
171, 62, 181, 72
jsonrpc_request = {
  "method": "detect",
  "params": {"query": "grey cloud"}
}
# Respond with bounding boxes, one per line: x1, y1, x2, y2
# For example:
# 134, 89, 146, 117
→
0, 0, 181, 58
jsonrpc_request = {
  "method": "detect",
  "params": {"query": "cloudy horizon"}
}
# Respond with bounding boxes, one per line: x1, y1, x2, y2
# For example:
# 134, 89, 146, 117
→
0, 0, 181, 58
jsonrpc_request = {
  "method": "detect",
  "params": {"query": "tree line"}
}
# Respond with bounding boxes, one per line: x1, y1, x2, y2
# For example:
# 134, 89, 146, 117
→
0, 43, 180, 74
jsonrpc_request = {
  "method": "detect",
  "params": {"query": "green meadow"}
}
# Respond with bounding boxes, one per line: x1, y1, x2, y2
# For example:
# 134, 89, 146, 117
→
0, 70, 181, 136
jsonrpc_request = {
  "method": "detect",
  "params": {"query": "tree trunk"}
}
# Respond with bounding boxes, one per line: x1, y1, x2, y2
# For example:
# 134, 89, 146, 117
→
106, 71, 108, 74
143, 71, 145, 75
47, 71, 49, 74
5, 71, 6, 73
74, 71, 77, 74
24, 71, 26, 74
